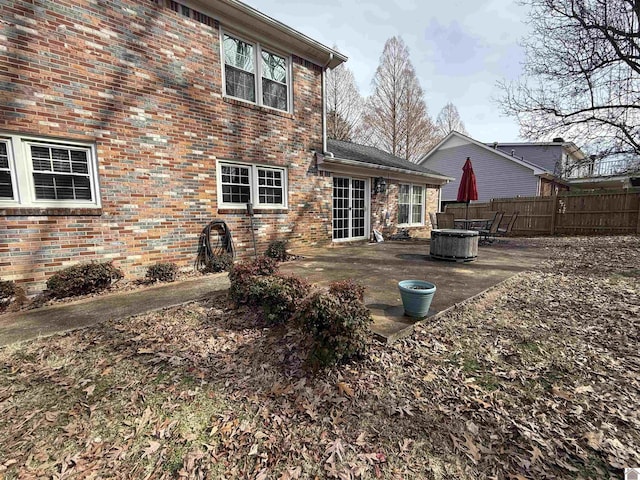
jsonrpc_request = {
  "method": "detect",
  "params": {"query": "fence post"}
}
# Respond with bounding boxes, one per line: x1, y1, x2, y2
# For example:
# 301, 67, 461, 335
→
550, 193, 558, 235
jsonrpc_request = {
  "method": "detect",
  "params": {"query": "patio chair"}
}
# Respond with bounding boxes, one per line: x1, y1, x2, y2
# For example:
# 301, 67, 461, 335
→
429, 211, 438, 229
496, 211, 519, 237
436, 212, 454, 229
478, 212, 504, 244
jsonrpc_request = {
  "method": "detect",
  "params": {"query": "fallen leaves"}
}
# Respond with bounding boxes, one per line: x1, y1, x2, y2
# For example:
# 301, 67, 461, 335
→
0, 237, 638, 478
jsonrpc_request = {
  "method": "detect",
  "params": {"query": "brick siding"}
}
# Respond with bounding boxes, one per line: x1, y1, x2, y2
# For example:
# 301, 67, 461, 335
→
370, 181, 439, 239
0, 0, 332, 292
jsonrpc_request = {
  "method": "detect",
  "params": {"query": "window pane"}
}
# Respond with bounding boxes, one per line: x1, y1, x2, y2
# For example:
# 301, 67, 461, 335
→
257, 169, 284, 205
33, 173, 92, 201
223, 35, 254, 72
71, 150, 89, 174
222, 184, 250, 204
412, 185, 423, 204
225, 66, 256, 102
0, 142, 8, 169
262, 78, 287, 110
259, 187, 283, 204
398, 204, 409, 224
412, 204, 422, 224
0, 171, 13, 199
221, 164, 251, 204
398, 184, 410, 204
261, 51, 287, 83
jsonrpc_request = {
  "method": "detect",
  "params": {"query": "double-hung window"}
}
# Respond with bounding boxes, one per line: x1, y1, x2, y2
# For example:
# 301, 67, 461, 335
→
398, 184, 424, 225
218, 161, 287, 209
222, 32, 290, 112
0, 133, 100, 209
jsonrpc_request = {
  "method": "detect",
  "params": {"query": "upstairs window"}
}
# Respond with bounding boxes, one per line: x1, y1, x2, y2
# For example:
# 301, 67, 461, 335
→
223, 35, 256, 103
261, 51, 288, 110
222, 31, 291, 112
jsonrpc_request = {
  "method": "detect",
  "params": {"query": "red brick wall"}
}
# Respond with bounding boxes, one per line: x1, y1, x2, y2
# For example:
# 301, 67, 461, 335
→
370, 181, 439, 239
0, 0, 332, 292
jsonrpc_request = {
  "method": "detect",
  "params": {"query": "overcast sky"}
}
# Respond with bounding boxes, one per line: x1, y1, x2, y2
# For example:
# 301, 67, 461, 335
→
246, 0, 531, 143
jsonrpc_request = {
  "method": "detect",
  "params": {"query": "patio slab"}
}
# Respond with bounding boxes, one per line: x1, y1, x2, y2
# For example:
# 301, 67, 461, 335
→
282, 239, 546, 342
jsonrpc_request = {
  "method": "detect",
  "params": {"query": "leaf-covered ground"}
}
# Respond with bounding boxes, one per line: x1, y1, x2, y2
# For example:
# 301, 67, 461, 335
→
1, 236, 638, 479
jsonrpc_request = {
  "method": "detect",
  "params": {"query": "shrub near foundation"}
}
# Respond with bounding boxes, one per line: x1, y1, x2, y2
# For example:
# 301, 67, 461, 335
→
0, 280, 27, 312
295, 280, 372, 368
46, 262, 124, 298
247, 274, 310, 325
203, 253, 234, 273
264, 240, 289, 262
228, 256, 278, 304
145, 262, 178, 283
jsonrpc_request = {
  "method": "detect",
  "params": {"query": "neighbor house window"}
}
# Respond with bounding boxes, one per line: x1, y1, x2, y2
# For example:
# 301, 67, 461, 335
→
218, 161, 287, 209
0, 133, 100, 208
398, 184, 424, 225
222, 31, 290, 112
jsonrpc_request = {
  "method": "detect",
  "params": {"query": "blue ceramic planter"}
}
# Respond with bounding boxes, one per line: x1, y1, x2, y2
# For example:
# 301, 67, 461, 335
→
398, 280, 436, 319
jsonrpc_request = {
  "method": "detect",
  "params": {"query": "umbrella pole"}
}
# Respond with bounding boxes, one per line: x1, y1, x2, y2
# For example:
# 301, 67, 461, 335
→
466, 201, 469, 222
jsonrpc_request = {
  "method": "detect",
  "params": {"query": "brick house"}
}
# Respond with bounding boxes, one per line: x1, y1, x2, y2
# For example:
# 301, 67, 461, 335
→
0, 0, 450, 293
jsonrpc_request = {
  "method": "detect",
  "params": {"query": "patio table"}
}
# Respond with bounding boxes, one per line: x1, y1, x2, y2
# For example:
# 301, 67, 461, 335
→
454, 218, 491, 230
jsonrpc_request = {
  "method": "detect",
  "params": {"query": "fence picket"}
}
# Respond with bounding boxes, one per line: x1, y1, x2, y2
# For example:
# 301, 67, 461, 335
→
444, 190, 640, 236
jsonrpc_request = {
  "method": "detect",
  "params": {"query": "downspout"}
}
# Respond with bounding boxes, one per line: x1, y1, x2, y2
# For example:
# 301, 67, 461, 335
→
322, 53, 334, 154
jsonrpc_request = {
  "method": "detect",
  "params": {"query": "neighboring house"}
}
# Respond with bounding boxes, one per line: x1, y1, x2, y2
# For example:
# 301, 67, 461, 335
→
323, 140, 452, 240
0, 0, 450, 293
491, 138, 586, 179
418, 131, 570, 203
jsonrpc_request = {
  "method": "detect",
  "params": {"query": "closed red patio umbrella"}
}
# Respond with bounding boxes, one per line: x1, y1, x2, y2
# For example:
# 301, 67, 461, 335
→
457, 157, 478, 221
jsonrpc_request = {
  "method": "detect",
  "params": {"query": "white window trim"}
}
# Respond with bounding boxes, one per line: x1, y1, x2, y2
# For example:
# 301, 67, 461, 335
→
397, 183, 425, 227
216, 160, 288, 210
220, 28, 293, 113
0, 133, 101, 209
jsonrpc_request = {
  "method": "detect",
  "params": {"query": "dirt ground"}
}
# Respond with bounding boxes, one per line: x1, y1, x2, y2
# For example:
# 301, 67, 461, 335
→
0, 236, 638, 479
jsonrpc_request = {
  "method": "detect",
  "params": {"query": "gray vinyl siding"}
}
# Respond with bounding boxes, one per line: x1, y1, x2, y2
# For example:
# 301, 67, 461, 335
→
422, 143, 539, 202
495, 145, 562, 174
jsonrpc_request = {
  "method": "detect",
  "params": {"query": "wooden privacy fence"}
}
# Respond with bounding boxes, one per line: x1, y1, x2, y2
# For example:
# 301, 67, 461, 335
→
445, 190, 640, 236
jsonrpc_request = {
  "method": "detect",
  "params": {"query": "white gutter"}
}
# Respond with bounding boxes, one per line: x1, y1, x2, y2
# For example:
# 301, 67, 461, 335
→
322, 53, 333, 155
321, 155, 453, 184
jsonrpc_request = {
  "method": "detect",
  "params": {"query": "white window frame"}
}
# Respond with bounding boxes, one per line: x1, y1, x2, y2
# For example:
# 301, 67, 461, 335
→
0, 133, 101, 209
398, 183, 425, 226
220, 28, 292, 113
216, 160, 288, 210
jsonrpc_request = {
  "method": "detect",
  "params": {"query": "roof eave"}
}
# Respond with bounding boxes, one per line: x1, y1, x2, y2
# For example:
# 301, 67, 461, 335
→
321, 155, 453, 183
200, 0, 347, 68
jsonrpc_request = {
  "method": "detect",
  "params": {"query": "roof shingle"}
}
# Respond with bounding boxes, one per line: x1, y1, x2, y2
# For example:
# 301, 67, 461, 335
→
327, 139, 448, 178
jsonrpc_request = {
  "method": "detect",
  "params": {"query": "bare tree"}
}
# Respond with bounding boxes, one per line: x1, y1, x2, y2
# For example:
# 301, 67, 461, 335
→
499, 0, 640, 159
400, 66, 438, 162
363, 37, 436, 162
435, 102, 468, 137
326, 61, 363, 141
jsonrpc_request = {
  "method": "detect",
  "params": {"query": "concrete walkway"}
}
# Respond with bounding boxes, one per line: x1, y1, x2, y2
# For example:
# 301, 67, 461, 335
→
0, 273, 229, 346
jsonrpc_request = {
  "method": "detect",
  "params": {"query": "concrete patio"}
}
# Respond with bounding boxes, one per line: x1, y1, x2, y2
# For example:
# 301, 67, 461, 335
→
0, 239, 545, 346
282, 239, 546, 342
